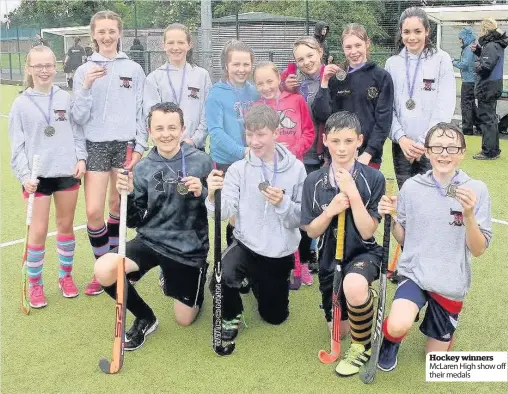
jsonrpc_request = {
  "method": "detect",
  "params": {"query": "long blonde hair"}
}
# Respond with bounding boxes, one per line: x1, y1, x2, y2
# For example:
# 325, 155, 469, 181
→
292, 36, 323, 60
90, 10, 123, 53
481, 18, 498, 37
24, 45, 56, 89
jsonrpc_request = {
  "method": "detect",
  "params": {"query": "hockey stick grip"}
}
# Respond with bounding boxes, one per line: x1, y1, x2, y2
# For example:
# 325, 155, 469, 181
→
335, 212, 346, 260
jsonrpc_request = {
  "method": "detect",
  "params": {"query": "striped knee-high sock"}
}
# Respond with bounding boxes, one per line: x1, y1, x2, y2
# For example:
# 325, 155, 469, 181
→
347, 289, 375, 349
57, 234, 75, 278
87, 224, 109, 260
107, 213, 120, 250
27, 245, 45, 287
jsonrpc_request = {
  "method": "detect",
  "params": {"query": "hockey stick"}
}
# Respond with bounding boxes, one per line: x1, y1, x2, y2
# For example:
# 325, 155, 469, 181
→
212, 167, 235, 356
360, 177, 396, 384
318, 211, 346, 364
387, 244, 401, 280
99, 142, 134, 374
21, 155, 41, 315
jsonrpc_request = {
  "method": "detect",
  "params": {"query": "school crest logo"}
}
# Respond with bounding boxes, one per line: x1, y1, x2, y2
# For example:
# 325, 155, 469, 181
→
188, 86, 200, 99
120, 76, 132, 89
449, 208, 464, 227
367, 86, 379, 99
423, 78, 435, 91
54, 109, 67, 121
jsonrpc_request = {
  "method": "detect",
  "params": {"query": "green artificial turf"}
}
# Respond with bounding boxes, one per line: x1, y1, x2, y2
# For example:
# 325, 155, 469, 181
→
1, 84, 507, 393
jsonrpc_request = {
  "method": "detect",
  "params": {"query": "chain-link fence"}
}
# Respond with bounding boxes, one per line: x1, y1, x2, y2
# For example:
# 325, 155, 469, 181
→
1, 0, 506, 85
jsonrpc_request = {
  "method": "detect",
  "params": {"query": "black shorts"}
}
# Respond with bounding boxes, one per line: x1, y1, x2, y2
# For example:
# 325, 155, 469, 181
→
113, 237, 208, 308
394, 277, 462, 342
319, 252, 381, 322
86, 140, 132, 172
22, 176, 80, 198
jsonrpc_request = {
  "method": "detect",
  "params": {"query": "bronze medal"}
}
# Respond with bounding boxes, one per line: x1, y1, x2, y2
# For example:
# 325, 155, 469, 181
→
177, 182, 188, 195
44, 125, 56, 137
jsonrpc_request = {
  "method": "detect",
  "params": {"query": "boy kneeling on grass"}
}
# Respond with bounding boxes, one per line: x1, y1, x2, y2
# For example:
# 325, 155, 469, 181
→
377, 122, 492, 372
94, 102, 213, 351
301, 111, 385, 377
206, 104, 307, 340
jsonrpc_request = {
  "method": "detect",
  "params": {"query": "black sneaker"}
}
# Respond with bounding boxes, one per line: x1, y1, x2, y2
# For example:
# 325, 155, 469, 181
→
239, 278, 251, 294
125, 316, 159, 351
389, 270, 400, 284
308, 250, 319, 273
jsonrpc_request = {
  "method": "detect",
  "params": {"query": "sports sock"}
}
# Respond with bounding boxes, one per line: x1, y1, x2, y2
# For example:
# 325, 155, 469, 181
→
57, 234, 75, 278
27, 244, 45, 287
347, 289, 374, 349
107, 213, 120, 250
103, 281, 155, 320
87, 224, 109, 260
382, 317, 407, 343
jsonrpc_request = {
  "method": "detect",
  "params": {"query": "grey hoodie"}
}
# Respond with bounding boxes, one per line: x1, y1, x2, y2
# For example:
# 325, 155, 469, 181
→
143, 62, 212, 149
206, 144, 307, 258
71, 52, 147, 155
9, 87, 86, 183
396, 170, 492, 301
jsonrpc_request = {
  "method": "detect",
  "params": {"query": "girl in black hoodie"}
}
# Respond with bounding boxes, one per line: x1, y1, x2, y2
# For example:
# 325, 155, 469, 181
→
312, 23, 394, 170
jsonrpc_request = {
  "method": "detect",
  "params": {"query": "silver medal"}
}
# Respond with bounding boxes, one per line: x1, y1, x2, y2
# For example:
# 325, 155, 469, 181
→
44, 125, 56, 137
446, 184, 458, 198
295, 70, 305, 83
258, 181, 270, 192
177, 182, 189, 195
406, 98, 416, 110
335, 69, 347, 81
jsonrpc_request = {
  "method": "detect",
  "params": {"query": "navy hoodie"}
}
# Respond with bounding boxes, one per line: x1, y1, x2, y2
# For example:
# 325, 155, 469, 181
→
312, 62, 394, 164
126, 144, 213, 268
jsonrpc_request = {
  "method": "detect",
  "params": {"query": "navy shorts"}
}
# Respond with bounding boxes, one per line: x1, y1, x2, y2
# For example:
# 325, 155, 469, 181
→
394, 277, 462, 342
86, 140, 131, 172
111, 237, 208, 309
22, 176, 80, 198
319, 252, 381, 322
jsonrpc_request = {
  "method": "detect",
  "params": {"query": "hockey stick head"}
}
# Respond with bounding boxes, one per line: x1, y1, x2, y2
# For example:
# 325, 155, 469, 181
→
98, 357, 122, 374
213, 342, 236, 356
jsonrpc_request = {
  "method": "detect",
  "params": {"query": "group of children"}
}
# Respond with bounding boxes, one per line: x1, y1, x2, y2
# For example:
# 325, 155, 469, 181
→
9, 6, 493, 376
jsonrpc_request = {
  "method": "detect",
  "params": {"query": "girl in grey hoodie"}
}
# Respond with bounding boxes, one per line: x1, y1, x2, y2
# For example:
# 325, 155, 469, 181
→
71, 11, 147, 296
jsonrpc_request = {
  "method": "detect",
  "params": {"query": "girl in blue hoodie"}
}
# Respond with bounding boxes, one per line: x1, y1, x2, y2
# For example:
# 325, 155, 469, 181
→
72, 10, 147, 296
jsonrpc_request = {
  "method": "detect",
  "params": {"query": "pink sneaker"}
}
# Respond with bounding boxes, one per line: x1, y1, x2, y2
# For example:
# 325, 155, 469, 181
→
84, 276, 104, 296
29, 284, 48, 308
59, 275, 79, 298
301, 264, 313, 286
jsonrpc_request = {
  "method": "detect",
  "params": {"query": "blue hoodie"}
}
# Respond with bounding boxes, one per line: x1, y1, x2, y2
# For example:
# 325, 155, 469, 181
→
205, 81, 258, 165
453, 27, 477, 83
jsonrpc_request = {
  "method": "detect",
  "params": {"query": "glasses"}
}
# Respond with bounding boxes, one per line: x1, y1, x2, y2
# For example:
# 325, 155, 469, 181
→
427, 146, 463, 154
29, 64, 56, 72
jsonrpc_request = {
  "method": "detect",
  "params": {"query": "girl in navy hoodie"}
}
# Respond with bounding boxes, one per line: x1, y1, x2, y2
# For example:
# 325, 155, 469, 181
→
312, 23, 394, 170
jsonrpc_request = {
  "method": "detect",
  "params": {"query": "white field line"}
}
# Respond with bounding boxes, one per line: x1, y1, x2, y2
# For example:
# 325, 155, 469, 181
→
0, 224, 87, 248
1, 219, 508, 249
0, 114, 9, 118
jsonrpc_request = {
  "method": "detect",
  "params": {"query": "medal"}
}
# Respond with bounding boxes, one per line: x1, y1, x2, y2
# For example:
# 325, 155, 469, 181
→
446, 184, 458, 198
25, 86, 55, 137
177, 182, 189, 195
295, 70, 305, 83
405, 48, 422, 112
258, 181, 270, 192
335, 68, 347, 81
44, 125, 55, 137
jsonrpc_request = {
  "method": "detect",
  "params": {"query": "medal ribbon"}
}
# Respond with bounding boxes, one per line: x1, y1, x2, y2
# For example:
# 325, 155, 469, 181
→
330, 161, 356, 194
166, 64, 187, 106
156, 146, 186, 181
25, 86, 54, 126
405, 48, 423, 103
261, 152, 278, 187
431, 170, 459, 197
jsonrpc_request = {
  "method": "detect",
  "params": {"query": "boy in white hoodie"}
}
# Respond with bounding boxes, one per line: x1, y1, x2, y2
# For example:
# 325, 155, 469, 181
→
206, 104, 307, 340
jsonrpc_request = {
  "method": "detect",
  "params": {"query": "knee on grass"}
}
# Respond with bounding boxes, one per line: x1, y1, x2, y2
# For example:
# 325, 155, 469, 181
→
259, 307, 288, 325
174, 302, 200, 327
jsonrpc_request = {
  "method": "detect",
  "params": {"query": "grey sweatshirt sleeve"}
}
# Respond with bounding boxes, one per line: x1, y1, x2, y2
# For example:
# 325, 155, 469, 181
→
71, 120, 87, 162
273, 164, 306, 229
421, 53, 456, 145
191, 71, 212, 149
385, 59, 406, 143
134, 65, 148, 155
8, 103, 31, 184
143, 73, 162, 126
205, 163, 240, 220
71, 66, 93, 125
473, 182, 493, 249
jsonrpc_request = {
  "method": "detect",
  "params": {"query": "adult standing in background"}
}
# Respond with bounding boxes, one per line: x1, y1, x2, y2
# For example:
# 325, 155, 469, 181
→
472, 18, 507, 160
453, 27, 480, 136
63, 37, 86, 89
314, 21, 333, 64
129, 38, 146, 74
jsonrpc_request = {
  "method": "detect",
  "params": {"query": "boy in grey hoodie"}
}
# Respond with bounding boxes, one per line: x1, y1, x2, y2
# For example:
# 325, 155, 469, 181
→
377, 122, 492, 372
206, 104, 307, 340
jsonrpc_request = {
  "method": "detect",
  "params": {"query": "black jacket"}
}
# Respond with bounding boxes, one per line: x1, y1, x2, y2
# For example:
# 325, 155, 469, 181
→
473, 29, 508, 101
314, 21, 330, 64
126, 144, 213, 268
312, 62, 394, 164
